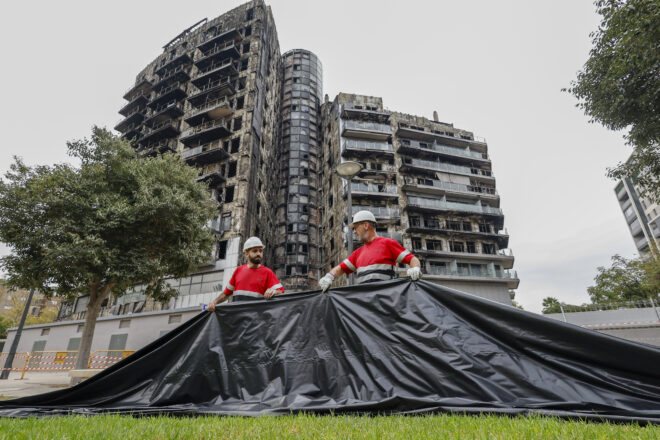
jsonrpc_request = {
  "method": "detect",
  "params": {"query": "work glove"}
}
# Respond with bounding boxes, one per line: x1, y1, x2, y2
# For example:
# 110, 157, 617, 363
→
319, 272, 335, 292
407, 267, 422, 281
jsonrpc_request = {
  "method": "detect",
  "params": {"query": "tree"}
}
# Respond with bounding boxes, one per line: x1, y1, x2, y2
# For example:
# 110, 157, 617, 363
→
0, 127, 216, 373
565, 0, 660, 202
0, 316, 9, 339
0, 289, 60, 327
587, 255, 658, 304
542, 297, 563, 314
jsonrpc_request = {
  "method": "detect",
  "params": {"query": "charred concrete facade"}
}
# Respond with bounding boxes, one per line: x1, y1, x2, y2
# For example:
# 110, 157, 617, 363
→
111, 0, 283, 313
319, 93, 518, 304
57, 0, 517, 326
274, 50, 323, 290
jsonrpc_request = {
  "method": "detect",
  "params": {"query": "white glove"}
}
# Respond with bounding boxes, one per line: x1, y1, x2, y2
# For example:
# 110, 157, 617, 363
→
319, 273, 335, 292
407, 267, 422, 281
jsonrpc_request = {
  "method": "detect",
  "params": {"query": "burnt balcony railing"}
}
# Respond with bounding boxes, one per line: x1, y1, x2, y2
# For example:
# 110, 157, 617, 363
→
138, 119, 180, 145
197, 28, 242, 53
181, 140, 229, 165
184, 96, 233, 126
196, 41, 241, 69
345, 182, 398, 198
351, 206, 400, 220
122, 78, 152, 101
403, 177, 497, 198
154, 52, 193, 76
152, 64, 191, 91
187, 77, 235, 106
144, 100, 185, 127
119, 91, 150, 116
148, 82, 187, 108
341, 139, 394, 155
115, 106, 147, 132
401, 158, 494, 180
180, 118, 231, 145
137, 140, 177, 157
192, 59, 238, 86
398, 138, 489, 161
407, 196, 503, 216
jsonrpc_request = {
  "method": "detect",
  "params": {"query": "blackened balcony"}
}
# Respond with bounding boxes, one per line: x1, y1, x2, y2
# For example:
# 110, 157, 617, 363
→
351, 206, 400, 223
406, 220, 510, 248
425, 265, 519, 289
197, 170, 225, 187
342, 120, 391, 141
152, 65, 191, 91
191, 59, 238, 87
402, 177, 499, 204
412, 247, 514, 269
181, 140, 229, 165
180, 118, 231, 145
344, 182, 398, 200
341, 103, 390, 123
148, 82, 187, 109
184, 96, 233, 126
115, 106, 147, 132
195, 41, 241, 70
397, 138, 490, 164
187, 78, 235, 106
154, 52, 193, 77
138, 119, 180, 146
341, 139, 394, 157
122, 78, 152, 101
119, 91, 149, 116
197, 28, 242, 53
120, 123, 143, 141
406, 196, 504, 226
399, 157, 495, 182
396, 124, 488, 152
137, 140, 177, 157
143, 100, 185, 128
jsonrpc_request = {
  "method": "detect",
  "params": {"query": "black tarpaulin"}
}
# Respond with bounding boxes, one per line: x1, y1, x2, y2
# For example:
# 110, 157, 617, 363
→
2, 279, 660, 422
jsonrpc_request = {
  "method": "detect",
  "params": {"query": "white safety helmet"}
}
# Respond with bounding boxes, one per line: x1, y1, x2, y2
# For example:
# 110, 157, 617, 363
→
350, 210, 377, 227
243, 236, 264, 251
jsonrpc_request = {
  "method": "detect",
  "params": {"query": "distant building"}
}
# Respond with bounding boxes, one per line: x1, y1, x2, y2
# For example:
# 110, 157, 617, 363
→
615, 176, 660, 257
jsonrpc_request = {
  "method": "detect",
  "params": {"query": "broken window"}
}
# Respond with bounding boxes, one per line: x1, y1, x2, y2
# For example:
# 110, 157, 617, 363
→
411, 237, 422, 249
233, 116, 242, 131
244, 25, 252, 36
236, 96, 244, 110
450, 241, 465, 253
482, 243, 496, 254
231, 137, 240, 153
225, 186, 235, 203
221, 214, 231, 232
217, 240, 228, 259
478, 223, 491, 233
409, 216, 421, 227
228, 161, 237, 177
427, 240, 443, 251
246, 8, 254, 20
466, 242, 476, 253
242, 42, 250, 54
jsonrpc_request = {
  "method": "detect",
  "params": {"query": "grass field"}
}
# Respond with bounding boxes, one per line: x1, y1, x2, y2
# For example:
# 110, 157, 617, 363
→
1, 413, 659, 440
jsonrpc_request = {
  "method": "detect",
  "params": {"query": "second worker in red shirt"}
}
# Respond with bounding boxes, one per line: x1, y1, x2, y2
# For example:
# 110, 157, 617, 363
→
206, 236, 284, 311
319, 210, 422, 292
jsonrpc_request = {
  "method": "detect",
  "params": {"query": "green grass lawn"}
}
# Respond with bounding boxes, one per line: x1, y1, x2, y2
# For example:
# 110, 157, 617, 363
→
1, 413, 659, 440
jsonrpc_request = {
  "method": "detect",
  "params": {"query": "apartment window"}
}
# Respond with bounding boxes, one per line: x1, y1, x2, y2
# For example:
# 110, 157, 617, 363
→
450, 241, 465, 252
40, 328, 50, 336
240, 59, 248, 72
482, 244, 496, 254
168, 314, 182, 324
457, 263, 470, 275
236, 96, 244, 110
233, 116, 243, 131
409, 216, 421, 227
119, 319, 131, 329
244, 25, 252, 36
424, 218, 439, 229
217, 240, 228, 259
231, 137, 240, 153
447, 221, 461, 231
427, 240, 443, 251
246, 8, 254, 20
225, 186, 235, 203
329, 216, 334, 228
221, 213, 231, 231
242, 42, 250, 54
108, 334, 128, 351
228, 161, 237, 178
462, 222, 472, 231
466, 242, 476, 253
478, 223, 491, 233
67, 337, 81, 351
411, 237, 422, 249
330, 238, 335, 251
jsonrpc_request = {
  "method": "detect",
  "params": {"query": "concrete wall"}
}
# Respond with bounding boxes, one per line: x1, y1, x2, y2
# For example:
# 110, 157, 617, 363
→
4, 307, 201, 354
545, 307, 660, 347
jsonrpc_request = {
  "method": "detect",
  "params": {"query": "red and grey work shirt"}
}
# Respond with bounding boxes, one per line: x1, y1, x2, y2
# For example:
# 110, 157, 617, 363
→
339, 236, 415, 283
223, 265, 284, 299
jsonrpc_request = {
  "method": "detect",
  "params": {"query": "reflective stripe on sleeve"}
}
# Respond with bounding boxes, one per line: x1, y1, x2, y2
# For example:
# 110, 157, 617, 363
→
269, 283, 283, 290
343, 259, 357, 272
396, 250, 411, 264
227, 284, 235, 291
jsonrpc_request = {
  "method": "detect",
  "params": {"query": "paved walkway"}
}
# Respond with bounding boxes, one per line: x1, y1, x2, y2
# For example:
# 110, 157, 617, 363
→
0, 372, 70, 399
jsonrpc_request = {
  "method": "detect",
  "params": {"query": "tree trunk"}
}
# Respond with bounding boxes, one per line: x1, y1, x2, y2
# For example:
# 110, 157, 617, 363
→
70, 284, 111, 385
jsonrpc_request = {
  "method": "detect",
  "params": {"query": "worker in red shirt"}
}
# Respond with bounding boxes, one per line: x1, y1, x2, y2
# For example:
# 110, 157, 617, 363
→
319, 210, 422, 292
206, 237, 284, 310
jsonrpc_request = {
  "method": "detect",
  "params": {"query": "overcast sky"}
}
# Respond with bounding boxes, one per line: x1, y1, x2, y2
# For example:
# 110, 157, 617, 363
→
0, 0, 638, 312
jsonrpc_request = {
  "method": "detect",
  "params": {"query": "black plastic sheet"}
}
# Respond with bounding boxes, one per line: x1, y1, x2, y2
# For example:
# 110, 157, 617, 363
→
2, 279, 660, 422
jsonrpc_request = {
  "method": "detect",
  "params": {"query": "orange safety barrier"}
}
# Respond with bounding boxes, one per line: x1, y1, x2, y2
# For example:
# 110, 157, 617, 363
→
0, 350, 136, 379
88, 350, 135, 369
0, 352, 30, 378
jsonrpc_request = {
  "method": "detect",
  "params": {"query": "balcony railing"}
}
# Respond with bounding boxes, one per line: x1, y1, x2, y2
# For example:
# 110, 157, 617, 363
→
426, 265, 517, 280
403, 158, 494, 179
153, 64, 190, 89
187, 77, 235, 104
182, 118, 230, 137
198, 40, 240, 62
194, 59, 237, 79
181, 140, 229, 164
343, 120, 391, 134
351, 206, 400, 219
399, 139, 488, 160
184, 96, 232, 124
348, 182, 398, 195
151, 82, 186, 101
404, 177, 497, 196
342, 139, 393, 153
407, 196, 503, 216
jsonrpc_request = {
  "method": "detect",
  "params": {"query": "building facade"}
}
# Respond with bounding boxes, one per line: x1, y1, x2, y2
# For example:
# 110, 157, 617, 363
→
615, 177, 660, 257
7, 0, 519, 354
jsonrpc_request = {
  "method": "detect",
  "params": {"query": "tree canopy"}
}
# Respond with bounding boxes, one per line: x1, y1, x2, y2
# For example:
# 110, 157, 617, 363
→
566, 0, 660, 202
0, 127, 217, 370
587, 254, 659, 304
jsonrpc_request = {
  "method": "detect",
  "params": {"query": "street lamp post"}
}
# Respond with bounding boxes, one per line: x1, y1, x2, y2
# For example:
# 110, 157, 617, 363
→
335, 161, 363, 286
1, 289, 35, 380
